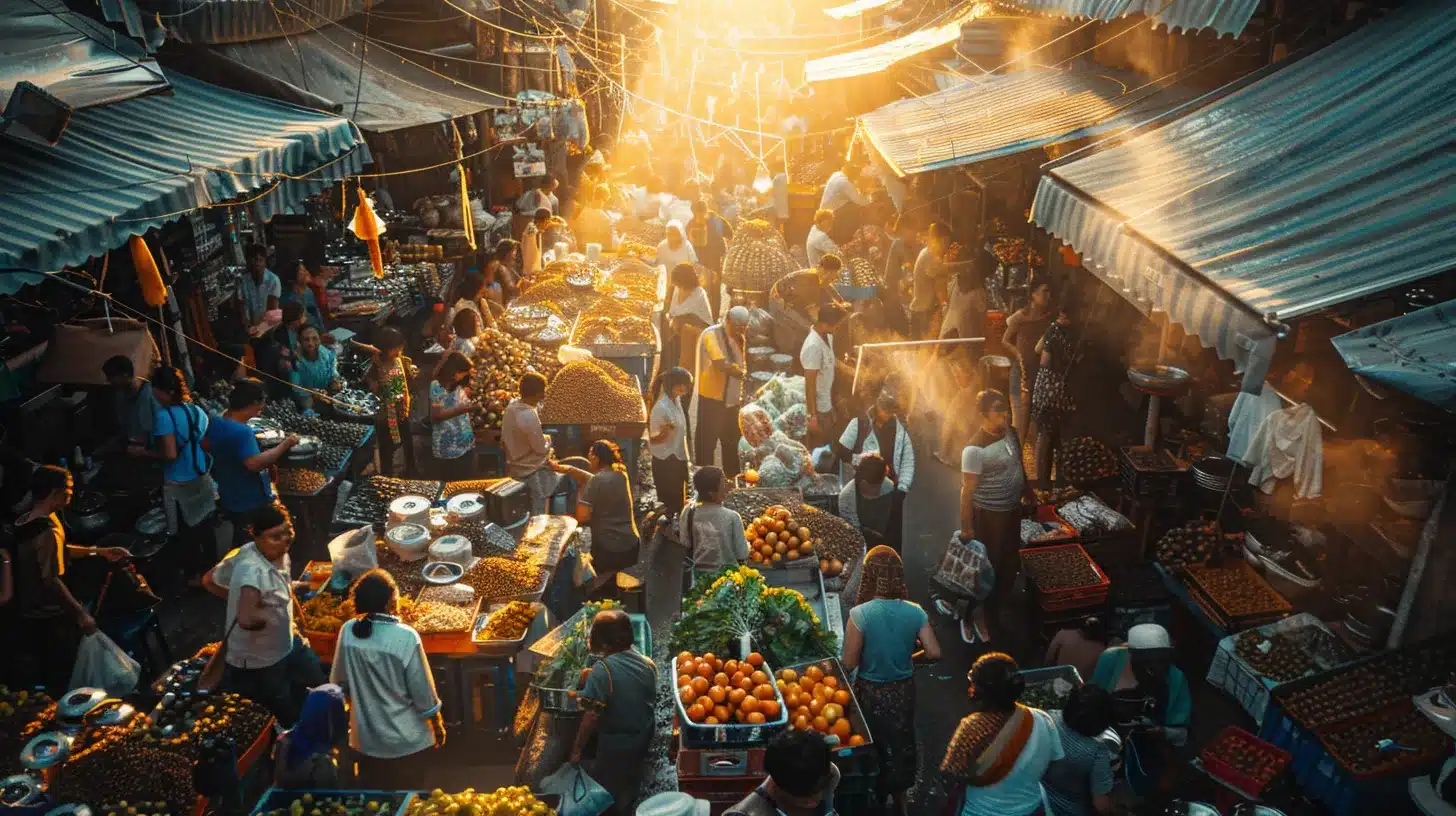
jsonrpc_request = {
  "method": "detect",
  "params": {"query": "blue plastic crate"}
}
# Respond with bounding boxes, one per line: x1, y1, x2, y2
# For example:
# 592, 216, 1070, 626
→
1259, 701, 1428, 816
676, 661, 791, 748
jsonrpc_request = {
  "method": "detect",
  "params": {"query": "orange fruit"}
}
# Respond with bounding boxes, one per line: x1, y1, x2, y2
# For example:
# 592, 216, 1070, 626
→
831, 719, 852, 740
750, 552, 763, 563
813, 684, 831, 701
848, 735, 866, 747
746, 652, 765, 668
794, 715, 810, 730
709, 686, 727, 704
832, 690, 851, 705
771, 553, 783, 563
808, 698, 826, 717
795, 706, 811, 721
687, 703, 706, 722
760, 700, 781, 719
678, 674, 693, 689
702, 652, 717, 666
823, 703, 843, 723
696, 662, 714, 679
779, 668, 798, 683
822, 676, 839, 690
787, 550, 801, 560
753, 684, 776, 701
750, 670, 769, 686
679, 687, 697, 706
766, 532, 778, 545
705, 716, 720, 725
728, 688, 747, 705
740, 696, 761, 714
812, 716, 829, 733
723, 660, 740, 676
746, 711, 767, 724
714, 672, 730, 687
713, 705, 731, 722
691, 677, 710, 695
805, 666, 823, 682
677, 651, 694, 663
736, 675, 755, 692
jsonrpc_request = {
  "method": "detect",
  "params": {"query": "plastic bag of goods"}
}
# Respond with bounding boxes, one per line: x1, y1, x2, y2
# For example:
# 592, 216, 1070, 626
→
753, 396, 784, 421
739, 435, 773, 471
738, 403, 776, 446
756, 457, 794, 488
328, 525, 379, 584
773, 439, 812, 476
773, 404, 809, 440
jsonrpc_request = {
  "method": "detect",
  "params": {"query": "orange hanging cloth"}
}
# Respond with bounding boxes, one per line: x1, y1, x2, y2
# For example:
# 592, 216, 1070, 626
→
349, 187, 387, 278
131, 235, 167, 307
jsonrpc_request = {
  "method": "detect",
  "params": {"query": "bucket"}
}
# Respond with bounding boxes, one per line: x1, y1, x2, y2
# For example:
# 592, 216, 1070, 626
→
979, 355, 1013, 399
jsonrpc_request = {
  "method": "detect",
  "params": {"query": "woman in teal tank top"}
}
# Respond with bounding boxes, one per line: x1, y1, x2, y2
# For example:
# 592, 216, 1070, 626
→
842, 546, 942, 815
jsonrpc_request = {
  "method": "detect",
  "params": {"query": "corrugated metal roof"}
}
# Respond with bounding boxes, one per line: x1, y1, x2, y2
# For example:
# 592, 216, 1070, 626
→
1031, 0, 1456, 385
1006, 0, 1259, 37
212, 26, 507, 133
1333, 300, 1456, 410
147, 0, 366, 45
0, 73, 365, 277
1, 0, 170, 139
858, 67, 1191, 176
804, 2, 986, 83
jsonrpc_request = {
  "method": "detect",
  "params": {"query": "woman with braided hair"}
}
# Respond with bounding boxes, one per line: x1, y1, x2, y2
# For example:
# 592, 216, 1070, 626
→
841, 546, 940, 815
941, 652, 1064, 816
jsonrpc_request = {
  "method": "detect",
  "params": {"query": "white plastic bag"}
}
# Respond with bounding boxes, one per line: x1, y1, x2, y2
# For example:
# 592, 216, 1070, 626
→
328, 525, 379, 583
933, 532, 996, 601
70, 631, 141, 695
540, 762, 613, 816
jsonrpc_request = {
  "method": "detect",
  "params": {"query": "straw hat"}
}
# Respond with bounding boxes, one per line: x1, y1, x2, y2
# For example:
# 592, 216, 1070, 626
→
636, 792, 710, 816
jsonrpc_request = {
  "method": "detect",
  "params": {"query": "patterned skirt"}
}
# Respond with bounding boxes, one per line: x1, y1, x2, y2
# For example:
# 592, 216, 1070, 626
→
853, 675, 918, 795
1031, 367, 1076, 429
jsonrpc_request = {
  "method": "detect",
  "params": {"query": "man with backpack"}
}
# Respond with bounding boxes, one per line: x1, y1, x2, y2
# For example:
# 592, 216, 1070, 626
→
835, 392, 914, 551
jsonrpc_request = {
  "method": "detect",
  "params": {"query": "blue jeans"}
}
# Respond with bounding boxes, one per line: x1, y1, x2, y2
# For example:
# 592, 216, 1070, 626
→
223, 635, 326, 726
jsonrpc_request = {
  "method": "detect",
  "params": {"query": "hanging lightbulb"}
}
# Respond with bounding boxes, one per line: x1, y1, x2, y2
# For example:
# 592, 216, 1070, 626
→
752, 164, 773, 194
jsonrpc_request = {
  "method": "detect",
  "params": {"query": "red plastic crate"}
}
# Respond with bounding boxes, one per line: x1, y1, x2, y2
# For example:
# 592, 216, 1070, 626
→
1200, 725, 1292, 797
1020, 543, 1110, 612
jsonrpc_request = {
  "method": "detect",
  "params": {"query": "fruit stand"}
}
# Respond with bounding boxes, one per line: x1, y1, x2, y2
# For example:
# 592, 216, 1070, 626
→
1206, 612, 1359, 726
247, 787, 558, 816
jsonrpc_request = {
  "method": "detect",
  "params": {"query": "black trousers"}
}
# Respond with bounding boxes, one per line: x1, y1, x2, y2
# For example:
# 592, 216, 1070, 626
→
694, 397, 741, 477
651, 456, 690, 516
376, 418, 418, 477
887, 490, 907, 553
223, 636, 327, 727
434, 450, 478, 481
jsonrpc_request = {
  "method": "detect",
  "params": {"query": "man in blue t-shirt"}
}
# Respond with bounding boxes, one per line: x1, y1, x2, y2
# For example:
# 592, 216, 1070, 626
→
205, 378, 299, 544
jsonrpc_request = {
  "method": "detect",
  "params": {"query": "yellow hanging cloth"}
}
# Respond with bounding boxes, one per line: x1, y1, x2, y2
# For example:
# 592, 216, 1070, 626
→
349, 186, 387, 278
130, 235, 167, 307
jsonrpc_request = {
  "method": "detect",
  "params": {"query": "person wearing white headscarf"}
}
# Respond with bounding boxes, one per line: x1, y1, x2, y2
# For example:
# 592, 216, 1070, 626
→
655, 220, 698, 271
1089, 623, 1190, 799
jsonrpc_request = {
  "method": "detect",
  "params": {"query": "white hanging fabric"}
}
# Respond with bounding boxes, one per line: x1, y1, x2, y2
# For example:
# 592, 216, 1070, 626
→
1245, 403, 1324, 499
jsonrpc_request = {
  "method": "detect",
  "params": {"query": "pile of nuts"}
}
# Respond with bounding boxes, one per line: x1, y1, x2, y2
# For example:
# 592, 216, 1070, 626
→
51, 743, 196, 813
1021, 546, 1103, 591
1203, 729, 1288, 790
1319, 706, 1449, 776
276, 468, 328, 495
1235, 630, 1319, 683
1155, 522, 1220, 567
573, 314, 655, 346
539, 360, 645, 424
1054, 437, 1118, 483
1282, 666, 1401, 728
461, 556, 546, 600
791, 504, 865, 578
409, 599, 475, 634
1183, 562, 1289, 619
137, 691, 273, 758
481, 601, 539, 640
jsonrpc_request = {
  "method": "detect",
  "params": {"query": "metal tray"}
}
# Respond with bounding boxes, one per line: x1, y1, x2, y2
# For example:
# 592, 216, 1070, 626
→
472, 602, 544, 656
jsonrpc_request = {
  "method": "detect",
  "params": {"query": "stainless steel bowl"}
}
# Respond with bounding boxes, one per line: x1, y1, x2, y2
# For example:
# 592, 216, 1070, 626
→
1127, 363, 1192, 394
331, 389, 380, 419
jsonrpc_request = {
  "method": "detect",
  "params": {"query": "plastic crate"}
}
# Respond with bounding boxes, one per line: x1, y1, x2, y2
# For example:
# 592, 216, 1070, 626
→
1020, 543, 1111, 612
676, 661, 791, 748
1199, 725, 1292, 798
1117, 445, 1188, 498
782, 658, 876, 767
248, 790, 412, 816
676, 741, 767, 778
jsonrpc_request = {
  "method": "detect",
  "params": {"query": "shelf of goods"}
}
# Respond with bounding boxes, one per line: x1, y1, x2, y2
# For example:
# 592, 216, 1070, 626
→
258, 401, 376, 498
1258, 637, 1456, 816
528, 600, 652, 716
1206, 612, 1359, 725
569, 311, 659, 393
333, 476, 445, 531
247, 787, 560, 816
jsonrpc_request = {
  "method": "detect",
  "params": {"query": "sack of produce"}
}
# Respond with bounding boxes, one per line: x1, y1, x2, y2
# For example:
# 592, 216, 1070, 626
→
754, 396, 785, 421
1058, 495, 1133, 537
934, 532, 996, 601
773, 439, 812, 476
738, 403, 776, 446
723, 220, 796, 292
539, 360, 645, 424
773, 403, 810, 439
757, 457, 795, 488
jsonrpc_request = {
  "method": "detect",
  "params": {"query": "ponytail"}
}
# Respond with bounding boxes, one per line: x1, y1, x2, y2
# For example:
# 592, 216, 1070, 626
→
648, 371, 668, 408
349, 569, 398, 640
650, 366, 694, 408
589, 439, 627, 474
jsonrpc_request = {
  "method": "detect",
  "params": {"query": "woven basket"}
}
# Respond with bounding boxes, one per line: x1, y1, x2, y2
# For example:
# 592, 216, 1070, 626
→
725, 238, 796, 293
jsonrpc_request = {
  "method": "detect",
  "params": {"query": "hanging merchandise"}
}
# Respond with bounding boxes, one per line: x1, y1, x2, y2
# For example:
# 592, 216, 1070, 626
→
349, 187, 387, 279
513, 143, 547, 178
452, 122, 477, 252
1227, 382, 1282, 463
130, 236, 167, 308
1245, 403, 1324, 499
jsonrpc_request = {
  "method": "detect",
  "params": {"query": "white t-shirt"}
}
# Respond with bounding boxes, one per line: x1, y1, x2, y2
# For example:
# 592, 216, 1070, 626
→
806, 225, 840, 268
240, 270, 282, 324
223, 544, 295, 669
330, 616, 442, 759
648, 395, 689, 461
819, 171, 869, 212
960, 708, 1064, 816
800, 329, 835, 413
669, 286, 714, 328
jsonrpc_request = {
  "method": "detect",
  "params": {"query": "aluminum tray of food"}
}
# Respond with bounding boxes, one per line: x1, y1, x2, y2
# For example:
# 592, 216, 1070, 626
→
471, 601, 544, 656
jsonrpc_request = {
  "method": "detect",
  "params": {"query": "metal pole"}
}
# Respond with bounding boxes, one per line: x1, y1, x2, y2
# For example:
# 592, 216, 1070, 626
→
1388, 468, 1453, 649
1145, 318, 1172, 447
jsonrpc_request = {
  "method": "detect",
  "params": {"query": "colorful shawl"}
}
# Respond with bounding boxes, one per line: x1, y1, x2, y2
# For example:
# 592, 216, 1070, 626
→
940, 704, 1035, 787
856, 544, 909, 606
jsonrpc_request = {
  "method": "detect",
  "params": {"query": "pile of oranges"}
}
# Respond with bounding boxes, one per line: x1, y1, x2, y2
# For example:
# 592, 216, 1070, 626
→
747, 505, 815, 565
676, 651, 784, 726
776, 665, 866, 746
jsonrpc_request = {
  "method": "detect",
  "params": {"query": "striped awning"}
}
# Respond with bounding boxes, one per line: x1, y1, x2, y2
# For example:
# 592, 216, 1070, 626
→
211, 26, 507, 133
805, 2, 987, 83
858, 67, 1192, 176
1005, 0, 1259, 37
2, 0, 170, 142
0, 73, 366, 279
1333, 300, 1456, 410
1031, 0, 1456, 388
142, 0, 366, 45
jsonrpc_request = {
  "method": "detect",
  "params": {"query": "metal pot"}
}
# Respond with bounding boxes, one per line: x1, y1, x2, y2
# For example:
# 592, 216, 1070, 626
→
286, 435, 321, 465
1127, 363, 1192, 395
0, 774, 45, 807
248, 417, 286, 449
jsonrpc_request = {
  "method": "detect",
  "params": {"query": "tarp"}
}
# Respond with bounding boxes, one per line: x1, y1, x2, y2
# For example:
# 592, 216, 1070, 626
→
210, 26, 507, 132
0, 73, 366, 280
804, 3, 986, 83
1333, 301, 1456, 411
859, 66, 1191, 176
1, 0, 170, 142
36, 319, 160, 388
1005, 0, 1259, 38
1030, 0, 1456, 389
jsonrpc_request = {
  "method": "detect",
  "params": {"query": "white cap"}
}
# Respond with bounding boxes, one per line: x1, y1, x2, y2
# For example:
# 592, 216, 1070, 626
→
726, 306, 752, 325
1127, 623, 1171, 650
636, 792, 710, 816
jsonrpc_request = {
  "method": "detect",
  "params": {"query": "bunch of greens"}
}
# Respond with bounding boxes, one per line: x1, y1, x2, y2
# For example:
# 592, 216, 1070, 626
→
540, 599, 620, 681
671, 566, 837, 666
